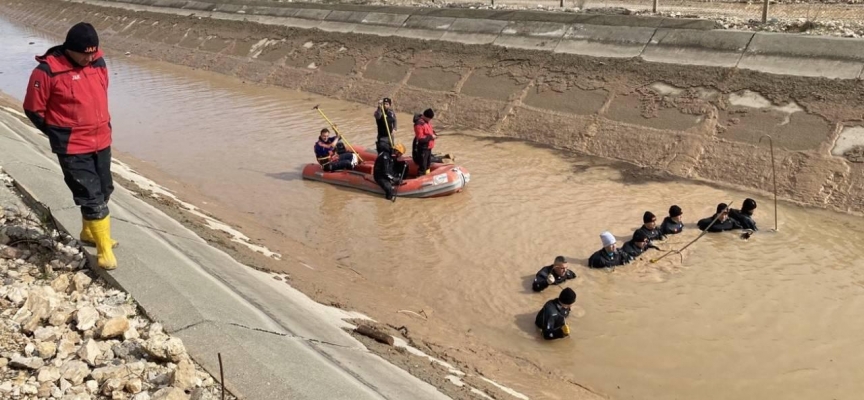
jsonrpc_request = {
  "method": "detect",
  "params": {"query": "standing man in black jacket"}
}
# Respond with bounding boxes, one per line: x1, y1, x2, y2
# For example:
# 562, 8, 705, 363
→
373, 143, 406, 201
535, 288, 577, 340
374, 97, 397, 153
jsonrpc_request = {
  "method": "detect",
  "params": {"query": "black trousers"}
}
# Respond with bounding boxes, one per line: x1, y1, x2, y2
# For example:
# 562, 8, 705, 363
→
415, 148, 432, 175
57, 146, 113, 220
375, 137, 392, 154
375, 177, 395, 200
322, 153, 355, 172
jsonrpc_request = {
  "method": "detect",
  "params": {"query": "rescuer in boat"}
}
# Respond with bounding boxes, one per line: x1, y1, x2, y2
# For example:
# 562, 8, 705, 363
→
660, 205, 684, 235
374, 97, 397, 154
412, 109, 438, 176
588, 232, 630, 268
621, 230, 651, 261
634, 211, 665, 249
315, 128, 358, 172
531, 256, 577, 292
698, 203, 743, 232
535, 287, 576, 340
729, 198, 758, 231
373, 143, 407, 200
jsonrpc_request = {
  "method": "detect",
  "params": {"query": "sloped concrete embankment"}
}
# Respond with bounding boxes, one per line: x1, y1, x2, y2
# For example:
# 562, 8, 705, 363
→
2, 0, 864, 214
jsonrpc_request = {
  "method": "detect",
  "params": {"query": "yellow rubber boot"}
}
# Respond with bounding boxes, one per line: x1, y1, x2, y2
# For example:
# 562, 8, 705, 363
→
80, 217, 119, 248
87, 216, 118, 270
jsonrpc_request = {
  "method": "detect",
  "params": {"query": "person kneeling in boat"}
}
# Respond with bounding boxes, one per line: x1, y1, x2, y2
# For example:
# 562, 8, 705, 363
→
532, 256, 577, 292
315, 128, 357, 172
373, 143, 407, 200
697, 203, 742, 232
535, 287, 577, 340
588, 231, 631, 268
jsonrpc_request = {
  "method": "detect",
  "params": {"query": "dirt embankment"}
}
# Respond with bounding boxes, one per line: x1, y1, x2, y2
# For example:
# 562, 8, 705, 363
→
3, 0, 863, 215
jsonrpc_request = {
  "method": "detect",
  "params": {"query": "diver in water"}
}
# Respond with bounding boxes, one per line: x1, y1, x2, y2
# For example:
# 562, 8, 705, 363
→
620, 230, 651, 261
661, 205, 684, 235
535, 287, 577, 340
588, 232, 630, 268
729, 198, 758, 231
634, 211, 665, 249
698, 203, 743, 232
532, 256, 577, 292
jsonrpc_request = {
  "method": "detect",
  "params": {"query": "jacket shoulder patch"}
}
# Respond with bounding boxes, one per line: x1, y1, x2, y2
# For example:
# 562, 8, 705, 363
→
35, 62, 54, 77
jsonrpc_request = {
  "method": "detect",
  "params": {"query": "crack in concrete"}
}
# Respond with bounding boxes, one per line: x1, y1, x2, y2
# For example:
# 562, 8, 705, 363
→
10, 160, 54, 173
169, 319, 208, 334
0, 132, 32, 145
111, 214, 202, 242
226, 322, 356, 349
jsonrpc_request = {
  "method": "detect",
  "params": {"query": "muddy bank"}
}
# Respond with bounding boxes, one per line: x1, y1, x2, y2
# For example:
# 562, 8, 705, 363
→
2, 0, 864, 215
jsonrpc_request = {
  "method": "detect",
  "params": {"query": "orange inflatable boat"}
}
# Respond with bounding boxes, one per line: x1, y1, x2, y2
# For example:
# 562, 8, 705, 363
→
301, 145, 470, 198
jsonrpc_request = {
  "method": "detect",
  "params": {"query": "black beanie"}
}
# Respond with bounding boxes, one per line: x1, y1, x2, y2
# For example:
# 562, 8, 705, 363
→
716, 203, 728, 214
423, 108, 435, 119
643, 211, 656, 223
669, 205, 682, 218
559, 287, 577, 305
633, 229, 649, 243
743, 198, 757, 212
64, 22, 99, 54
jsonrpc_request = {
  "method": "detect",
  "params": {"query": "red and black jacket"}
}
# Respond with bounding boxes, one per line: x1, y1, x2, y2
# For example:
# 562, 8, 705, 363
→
23, 46, 111, 155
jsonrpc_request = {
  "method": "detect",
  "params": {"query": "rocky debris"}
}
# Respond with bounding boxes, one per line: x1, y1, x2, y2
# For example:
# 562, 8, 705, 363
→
844, 145, 864, 163
323, 0, 864, 38
642, 11, 864, 38
0, 169, 236, 400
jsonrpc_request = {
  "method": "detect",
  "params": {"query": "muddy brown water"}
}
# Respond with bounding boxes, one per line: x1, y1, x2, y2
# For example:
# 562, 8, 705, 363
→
3, 18, 864, 400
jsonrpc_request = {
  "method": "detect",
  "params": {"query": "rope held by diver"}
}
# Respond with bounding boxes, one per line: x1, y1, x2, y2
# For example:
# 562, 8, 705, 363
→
651, 200, 735, 264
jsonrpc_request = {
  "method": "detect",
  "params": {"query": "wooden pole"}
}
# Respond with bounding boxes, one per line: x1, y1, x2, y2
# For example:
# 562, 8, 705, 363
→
355, 325, 395, 346
759, 134, 779, 231
218, 353, 225, 400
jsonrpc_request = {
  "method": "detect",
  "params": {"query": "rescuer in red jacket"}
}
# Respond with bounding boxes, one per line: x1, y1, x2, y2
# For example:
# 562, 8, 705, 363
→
23, 22, 118, 270
412, 108, 438, 176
